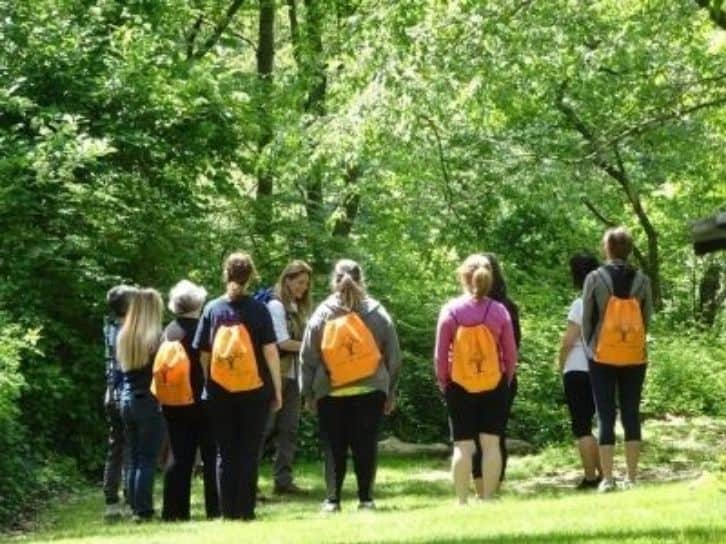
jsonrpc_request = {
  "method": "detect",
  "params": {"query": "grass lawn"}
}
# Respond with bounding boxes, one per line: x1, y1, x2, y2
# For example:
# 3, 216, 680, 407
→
8, 416, 726, 544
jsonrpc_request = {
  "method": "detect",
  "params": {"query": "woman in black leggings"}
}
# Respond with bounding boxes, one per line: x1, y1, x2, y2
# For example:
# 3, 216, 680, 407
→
582, 227, 653, 492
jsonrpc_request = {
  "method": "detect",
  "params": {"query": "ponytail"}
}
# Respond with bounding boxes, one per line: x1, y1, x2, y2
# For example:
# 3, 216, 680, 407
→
471, 266, 492, 299
331, 259, 366, 311
223, 251, 256, 300
458, 254, 493, 300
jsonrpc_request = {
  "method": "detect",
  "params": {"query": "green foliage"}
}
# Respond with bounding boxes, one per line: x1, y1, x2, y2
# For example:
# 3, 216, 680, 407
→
1, 0, 725, 528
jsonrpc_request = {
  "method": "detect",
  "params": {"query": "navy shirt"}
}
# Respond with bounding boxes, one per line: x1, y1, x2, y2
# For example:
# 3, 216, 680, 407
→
193, 295, 277, 399
103, 317, 123, 394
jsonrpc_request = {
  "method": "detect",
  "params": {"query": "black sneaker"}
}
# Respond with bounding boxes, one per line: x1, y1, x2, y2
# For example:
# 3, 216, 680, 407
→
576, 476, 602, 490
274, 482, 307, 495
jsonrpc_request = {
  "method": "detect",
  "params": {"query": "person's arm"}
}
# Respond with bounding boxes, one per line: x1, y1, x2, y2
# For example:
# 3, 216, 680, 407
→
199, 351, 211, 380
558, 322, 581, 371
434, 306, 455, 393
498, 307, 517, 384
192, 304, 212, 379
263, 343, 282, 412
267, 299, 301, 353
300, 311, 324, 413
581, 273, 596, 347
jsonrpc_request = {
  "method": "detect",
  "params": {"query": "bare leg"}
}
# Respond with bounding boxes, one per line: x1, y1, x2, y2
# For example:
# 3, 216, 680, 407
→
451, 441, 475, 504
479, 434, 501, 500
578, 435, 600, 480
473, 477, 484, 499
599, 445, 615, 481
625, 441, 640, 482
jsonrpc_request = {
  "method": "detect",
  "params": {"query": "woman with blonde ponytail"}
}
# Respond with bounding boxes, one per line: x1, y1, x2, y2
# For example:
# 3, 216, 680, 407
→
434, 254, 517, 503
117, 288, 165, 521
192, 252, 282, 521
301, 259, 401, 512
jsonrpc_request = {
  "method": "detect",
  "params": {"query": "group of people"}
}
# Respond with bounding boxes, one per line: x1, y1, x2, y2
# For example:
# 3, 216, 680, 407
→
101, 225, 652, 521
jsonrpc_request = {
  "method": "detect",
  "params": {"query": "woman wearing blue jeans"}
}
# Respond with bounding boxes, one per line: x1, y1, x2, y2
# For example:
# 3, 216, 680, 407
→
118, 288, 165, 521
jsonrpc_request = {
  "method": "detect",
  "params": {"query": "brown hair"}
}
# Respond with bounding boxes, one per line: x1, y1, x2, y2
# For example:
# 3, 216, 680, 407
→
331, 259, 366, 311
274, 260, 313, 318
602, 227, 633, 261
458, 254, 493, 299
223, 252, 257, 300
117, 288, 164, 371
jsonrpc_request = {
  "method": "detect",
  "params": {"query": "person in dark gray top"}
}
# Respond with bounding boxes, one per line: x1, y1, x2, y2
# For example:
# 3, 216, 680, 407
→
301, 259, 401, 512
581, 227, 653, 493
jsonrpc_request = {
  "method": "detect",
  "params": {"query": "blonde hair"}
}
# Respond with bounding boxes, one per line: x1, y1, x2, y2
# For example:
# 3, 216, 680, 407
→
458, 254, 493, 299
223, 252, 257, 300
117, 288, 164, 371
168, 280, 207, 316
274, 260, 313, 318
331, 259, 366, 311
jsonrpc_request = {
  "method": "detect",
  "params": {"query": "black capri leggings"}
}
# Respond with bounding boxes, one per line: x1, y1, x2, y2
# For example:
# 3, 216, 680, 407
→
589, 361, 647, 446
562, 371, 596, 439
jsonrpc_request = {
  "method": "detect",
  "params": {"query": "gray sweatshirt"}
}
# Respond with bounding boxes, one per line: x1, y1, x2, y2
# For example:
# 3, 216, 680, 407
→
300, 294, 402, 402
581, 261, 654, 361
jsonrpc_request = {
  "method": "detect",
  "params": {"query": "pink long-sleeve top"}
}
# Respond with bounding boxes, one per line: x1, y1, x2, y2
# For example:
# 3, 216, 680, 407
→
434, 295, 518, 392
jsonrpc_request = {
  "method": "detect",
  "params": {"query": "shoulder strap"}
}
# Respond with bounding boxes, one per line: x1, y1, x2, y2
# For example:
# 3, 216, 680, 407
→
482, 300, 493, 324
596, 268, 613, 295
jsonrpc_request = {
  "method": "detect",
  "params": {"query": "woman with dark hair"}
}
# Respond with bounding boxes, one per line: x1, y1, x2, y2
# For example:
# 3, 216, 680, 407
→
471, 253, 521, 497
193, 252, 282, 520
559, 253, 602, 489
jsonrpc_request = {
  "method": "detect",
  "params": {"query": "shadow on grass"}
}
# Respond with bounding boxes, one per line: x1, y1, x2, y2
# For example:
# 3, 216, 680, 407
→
358, 526, 725, 544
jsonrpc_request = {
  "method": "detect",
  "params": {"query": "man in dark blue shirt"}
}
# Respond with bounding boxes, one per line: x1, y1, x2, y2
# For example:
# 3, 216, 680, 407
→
102, 285, 137, 519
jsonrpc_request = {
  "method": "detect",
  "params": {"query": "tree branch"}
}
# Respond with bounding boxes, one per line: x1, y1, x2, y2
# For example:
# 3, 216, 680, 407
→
186, 14, 204, 60
695, 0, 726, 29
192, 0, 247, 60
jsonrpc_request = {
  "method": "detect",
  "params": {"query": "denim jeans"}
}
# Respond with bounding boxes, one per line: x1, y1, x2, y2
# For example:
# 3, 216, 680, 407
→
103, 397, 129, 505
121, 392, 163, 518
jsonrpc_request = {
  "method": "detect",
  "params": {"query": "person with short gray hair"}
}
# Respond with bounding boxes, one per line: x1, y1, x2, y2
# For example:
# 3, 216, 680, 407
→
159, 279, 219, 521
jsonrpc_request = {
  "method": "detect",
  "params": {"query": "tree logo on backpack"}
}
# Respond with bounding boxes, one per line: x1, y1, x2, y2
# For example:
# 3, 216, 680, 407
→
343, 335, 359, 357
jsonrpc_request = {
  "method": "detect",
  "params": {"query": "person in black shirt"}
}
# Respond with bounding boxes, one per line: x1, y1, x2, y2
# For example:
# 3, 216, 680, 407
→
193, 252, 282, 521
159, 280, 220, 521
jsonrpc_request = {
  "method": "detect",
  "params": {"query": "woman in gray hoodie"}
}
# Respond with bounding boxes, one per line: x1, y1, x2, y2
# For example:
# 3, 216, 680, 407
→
301, 259, 401, 513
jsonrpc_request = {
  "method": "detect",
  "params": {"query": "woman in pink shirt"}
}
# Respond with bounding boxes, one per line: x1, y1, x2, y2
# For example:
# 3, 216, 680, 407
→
435, 254, 517, 503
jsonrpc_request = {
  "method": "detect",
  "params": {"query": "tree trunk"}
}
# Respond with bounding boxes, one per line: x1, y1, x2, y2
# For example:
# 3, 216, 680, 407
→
255, 0, 275, 238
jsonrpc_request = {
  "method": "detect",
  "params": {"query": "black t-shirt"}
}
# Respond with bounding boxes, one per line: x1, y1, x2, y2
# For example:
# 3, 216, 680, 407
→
164, 317, 205, 402
193, 295, 277, 399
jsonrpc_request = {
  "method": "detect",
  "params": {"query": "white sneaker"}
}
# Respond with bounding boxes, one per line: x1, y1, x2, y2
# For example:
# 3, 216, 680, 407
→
597, 478, 617, 493
321, 499, 341, 513
620, 478, 635, 490
357, 500, 376, 511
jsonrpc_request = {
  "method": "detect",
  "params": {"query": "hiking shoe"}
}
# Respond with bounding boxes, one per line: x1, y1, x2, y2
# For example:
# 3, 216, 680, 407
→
597, 478, 617, 493
576, 476, 602, 490
321, 499, 341, 513
274, 482, 307, 495
104, 503, 123, 520
357, 500, 376, 511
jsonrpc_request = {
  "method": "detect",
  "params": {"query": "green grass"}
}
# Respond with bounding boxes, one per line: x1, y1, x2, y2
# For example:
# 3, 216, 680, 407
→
8, 417, 726, 543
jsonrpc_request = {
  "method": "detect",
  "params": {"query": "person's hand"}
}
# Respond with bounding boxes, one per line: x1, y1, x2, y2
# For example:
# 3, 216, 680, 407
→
384, 395, 397, 415
103, 386, 113, 410
305, 397, 317, 414
271, 389, 282, 413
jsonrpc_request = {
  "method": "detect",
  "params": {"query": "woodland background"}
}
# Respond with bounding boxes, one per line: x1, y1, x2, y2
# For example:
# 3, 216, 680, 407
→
1, 0, 724, 527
